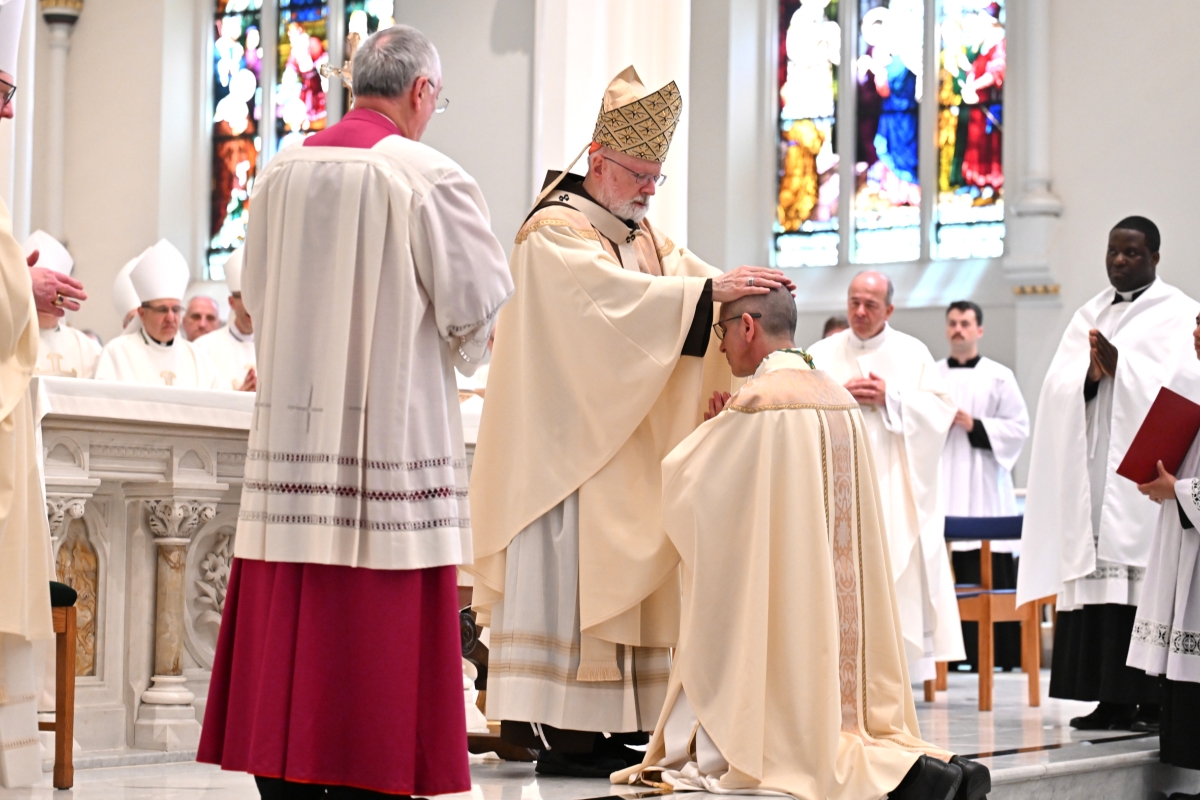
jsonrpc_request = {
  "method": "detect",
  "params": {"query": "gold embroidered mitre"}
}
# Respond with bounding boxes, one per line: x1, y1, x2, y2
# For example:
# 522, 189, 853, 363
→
591, 66, 682, 164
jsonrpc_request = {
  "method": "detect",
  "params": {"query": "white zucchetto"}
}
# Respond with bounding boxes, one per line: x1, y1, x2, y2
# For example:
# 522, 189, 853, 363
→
21, 229, 73, 275
130, 239, 190, 304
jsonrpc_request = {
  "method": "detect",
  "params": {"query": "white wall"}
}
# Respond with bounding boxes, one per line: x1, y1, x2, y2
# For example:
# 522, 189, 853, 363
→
393, 0, 535, 250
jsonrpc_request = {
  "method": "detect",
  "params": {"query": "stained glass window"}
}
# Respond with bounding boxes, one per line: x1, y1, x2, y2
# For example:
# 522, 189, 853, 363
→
208, 0, 263, 279
343, 0, 394, 109
773, 0, 1005, 268
853, 0, 923, 264
275, 0, 331, 153
775, 0, 841, 268
935, 0, 1005, 259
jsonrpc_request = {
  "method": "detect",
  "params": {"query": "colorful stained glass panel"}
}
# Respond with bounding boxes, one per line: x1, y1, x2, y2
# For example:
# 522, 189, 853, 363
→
276, 0, 330, 153
208, 0, 264, 279
775, 0, 841, 268
935, 0, 1005, 259
852, 0, 923, 263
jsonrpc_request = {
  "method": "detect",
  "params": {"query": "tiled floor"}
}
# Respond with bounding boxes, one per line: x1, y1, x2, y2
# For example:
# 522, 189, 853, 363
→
1, 671, 1191, 799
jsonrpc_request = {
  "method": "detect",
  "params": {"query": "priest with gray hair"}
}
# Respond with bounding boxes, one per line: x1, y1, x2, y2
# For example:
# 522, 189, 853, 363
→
197, 23, 513, 799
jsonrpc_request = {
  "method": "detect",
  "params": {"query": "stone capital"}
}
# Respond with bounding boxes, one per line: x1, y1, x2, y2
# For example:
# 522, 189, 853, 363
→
45, 495, 88, 540
142, 499, 217, 541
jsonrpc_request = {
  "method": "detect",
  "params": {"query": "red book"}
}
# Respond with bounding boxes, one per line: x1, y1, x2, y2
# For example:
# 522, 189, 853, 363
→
1117, 387, 1200, 484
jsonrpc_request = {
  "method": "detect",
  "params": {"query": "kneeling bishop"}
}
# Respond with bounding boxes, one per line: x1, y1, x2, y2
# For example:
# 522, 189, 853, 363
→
616, 287, 989, 800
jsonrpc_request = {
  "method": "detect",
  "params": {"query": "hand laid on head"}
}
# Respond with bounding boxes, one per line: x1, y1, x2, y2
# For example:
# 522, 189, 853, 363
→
845, 372, 887, 406
711, 266, 795, 304
29, 253, 87, 316
238, 367, 257, 393
704, 390, 731, 421
1087, 329, 1118, 382
953, 409, 975, 431
1137, 460, 1178, 504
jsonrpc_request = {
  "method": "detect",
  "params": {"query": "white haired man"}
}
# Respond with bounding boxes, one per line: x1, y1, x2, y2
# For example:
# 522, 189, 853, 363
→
466, 66, 792, 776
198, 25, 513, 799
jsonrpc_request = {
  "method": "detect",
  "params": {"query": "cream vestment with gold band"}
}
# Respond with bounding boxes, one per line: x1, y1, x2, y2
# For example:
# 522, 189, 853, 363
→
616, 351, 951, 800
0, 197, 55, 789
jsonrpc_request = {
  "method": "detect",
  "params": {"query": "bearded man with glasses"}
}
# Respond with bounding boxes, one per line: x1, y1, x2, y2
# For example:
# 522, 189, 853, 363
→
95, 239, 223, 388
467, 65, 793, 777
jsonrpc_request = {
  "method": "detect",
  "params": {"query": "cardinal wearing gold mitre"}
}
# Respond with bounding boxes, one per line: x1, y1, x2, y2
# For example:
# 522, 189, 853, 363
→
464, 66, 793, 777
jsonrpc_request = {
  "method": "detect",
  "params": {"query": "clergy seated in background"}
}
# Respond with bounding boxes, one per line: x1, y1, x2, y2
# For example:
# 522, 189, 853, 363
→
807, 271, 965, 684
822, 314, 849, 338
616, 287, 990, 800
95, 239, 224, 389
938, 300, 1029, 672
1131, 314, 1200, 796
182, 288, 224, 342
196, 246, 256, 391
197, 25, 514, 800
1019, 216, 1200, 732
22, 230, 101, 379
466, 65, 792, 778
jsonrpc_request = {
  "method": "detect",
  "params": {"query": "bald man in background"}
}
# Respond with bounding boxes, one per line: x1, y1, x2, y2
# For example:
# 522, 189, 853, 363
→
807, 271, 964, 686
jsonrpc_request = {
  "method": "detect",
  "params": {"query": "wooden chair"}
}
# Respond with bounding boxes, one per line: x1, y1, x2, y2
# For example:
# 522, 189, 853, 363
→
38, 592, 77, 789
934, 516, 1053, 711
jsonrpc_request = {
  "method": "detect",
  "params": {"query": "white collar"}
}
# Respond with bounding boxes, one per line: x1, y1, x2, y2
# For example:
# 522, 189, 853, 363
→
848, 324, 889, 352
228, 324, 254, 344
1114, 279, 1156, 302
139, 329, 175, 349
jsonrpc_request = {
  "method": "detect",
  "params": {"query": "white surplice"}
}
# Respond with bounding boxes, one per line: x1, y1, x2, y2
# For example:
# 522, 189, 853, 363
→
36, 324, 101, 379
195, 324, 255, 390
95, 330, 224, 389
937, 356, 1029, 553
808, 325, 965, 679
234, 133, 513, 571
1128, 434, 1200, 683
1018, 279, 1200, 608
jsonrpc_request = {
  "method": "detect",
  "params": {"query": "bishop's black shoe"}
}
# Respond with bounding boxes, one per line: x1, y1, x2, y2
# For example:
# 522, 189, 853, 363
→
1168, 793, 1200, 800
888, 755, 963, 800
1069, 701, 1136, 730
950, 755, 991, 800
1129, 703, 1160, 733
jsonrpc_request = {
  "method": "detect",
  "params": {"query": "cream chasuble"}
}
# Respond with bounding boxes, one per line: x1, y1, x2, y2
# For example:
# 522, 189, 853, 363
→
468, 179, 730, 733
937, 356, 1029, 553
196, 325, 255, 390
36, 324, 101, 379
616, 352, 951, 800
0, 197, 54, 788
807, 325, 964, 677
1018, 280, 1200, 608
234, 135, 513, 570
96, 330, 224, 389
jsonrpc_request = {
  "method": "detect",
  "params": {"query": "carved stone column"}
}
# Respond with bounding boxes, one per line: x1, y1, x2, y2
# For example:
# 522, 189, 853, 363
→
134, 497, 216, 751
45, 495, 87, 550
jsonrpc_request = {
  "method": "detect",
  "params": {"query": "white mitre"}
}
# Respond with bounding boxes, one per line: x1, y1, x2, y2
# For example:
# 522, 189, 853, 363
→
223, 246, 244, 294
0, 0, 27, 76
112, 253, 144, 320
21, 229, 73, 275
130, 239, 189, 303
